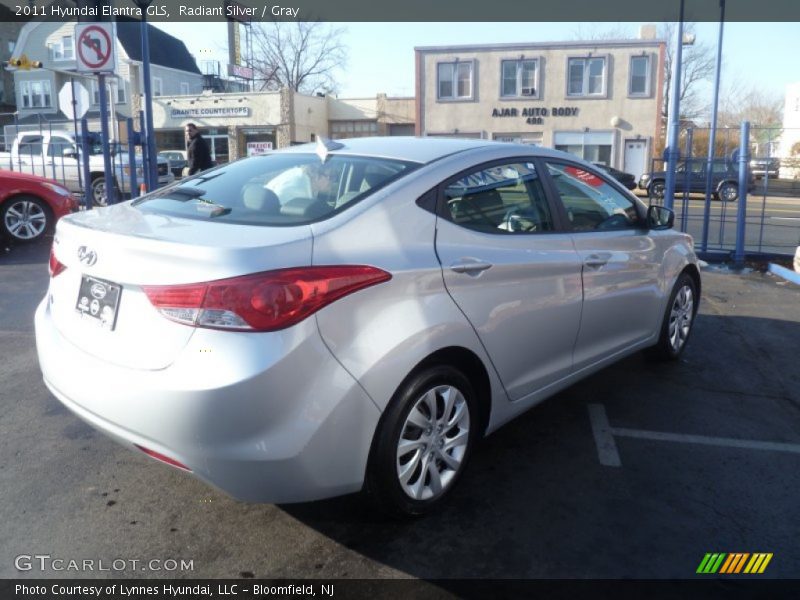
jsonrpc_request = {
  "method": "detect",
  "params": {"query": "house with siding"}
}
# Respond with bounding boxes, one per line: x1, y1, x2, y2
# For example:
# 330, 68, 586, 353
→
5, 18, 202, 144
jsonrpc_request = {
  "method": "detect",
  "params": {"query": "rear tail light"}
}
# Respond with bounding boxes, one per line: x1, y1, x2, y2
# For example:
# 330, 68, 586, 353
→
48, 245, 66, 277
142, 265, 391, 332
134, 444, 191, 471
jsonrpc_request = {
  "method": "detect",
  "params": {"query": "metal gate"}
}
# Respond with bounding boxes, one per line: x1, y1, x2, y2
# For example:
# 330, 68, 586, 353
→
644, 124, 800, 260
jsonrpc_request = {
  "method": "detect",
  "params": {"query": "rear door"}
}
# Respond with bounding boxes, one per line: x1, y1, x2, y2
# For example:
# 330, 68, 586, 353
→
540, 160, 664, 370
434, 159, 582, 401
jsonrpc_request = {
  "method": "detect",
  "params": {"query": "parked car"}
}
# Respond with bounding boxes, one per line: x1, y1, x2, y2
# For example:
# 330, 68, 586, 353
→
159, 150, 188, 179
639, 159, 750, 202
749, 157, 780, 179
593, 162, 637, 190
36, 138, 700, 516
0, 131, 174, 206
1, 169, 78, 243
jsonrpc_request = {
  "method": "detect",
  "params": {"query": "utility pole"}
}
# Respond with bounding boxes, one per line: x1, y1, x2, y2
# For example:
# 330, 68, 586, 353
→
663, 0, 686, 211
132, 0, 158, 192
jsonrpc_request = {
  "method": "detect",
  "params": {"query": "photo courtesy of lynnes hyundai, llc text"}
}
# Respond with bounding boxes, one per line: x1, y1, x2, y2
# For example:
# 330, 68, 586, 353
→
35, 136, 700, 516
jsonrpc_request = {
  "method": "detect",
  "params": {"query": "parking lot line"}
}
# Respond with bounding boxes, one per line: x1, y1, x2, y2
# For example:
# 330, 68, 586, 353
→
588, 404, 800, 468
587, 403, 621, 467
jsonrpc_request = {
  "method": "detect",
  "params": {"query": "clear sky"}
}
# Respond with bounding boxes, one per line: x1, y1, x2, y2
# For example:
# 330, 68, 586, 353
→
156, 21, 800, 105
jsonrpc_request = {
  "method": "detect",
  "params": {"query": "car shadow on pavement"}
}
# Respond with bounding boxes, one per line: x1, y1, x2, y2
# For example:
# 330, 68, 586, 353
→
280, 313, 800, 579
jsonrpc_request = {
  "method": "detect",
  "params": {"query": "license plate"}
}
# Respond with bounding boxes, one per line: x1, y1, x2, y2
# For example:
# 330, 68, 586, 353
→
75, 275, 122, 330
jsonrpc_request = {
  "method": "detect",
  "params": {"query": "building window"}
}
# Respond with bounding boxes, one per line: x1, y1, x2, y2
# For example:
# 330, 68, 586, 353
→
91, 80, 126, 104
180, 82, 190, 95
554, 131, 613, 165
330, 120, 379, 139
20, 80, 52, 108
629, 55, 650, 96
437, 61, 473, 100
7, 40, 14, 54
567, 57, 606, 97
153, 77, 163, 97
501, 59, 539, 98
49, 35, 74, 61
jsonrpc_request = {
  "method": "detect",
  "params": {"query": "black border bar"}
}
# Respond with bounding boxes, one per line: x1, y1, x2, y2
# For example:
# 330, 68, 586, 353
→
2, 0, 800, 22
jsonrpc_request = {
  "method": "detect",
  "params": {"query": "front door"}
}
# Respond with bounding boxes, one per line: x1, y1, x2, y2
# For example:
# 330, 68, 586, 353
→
541, 160, 664, 370
623, 139, 647, 182
435, 159, 583, 401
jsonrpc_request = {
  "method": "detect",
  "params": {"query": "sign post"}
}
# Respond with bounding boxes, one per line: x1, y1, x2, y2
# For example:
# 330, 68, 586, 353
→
75, 22, 117, 205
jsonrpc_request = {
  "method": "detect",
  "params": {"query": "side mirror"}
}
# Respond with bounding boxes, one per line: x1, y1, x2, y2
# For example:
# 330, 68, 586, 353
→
647, 204, 674, 230
62, 147, 78, 159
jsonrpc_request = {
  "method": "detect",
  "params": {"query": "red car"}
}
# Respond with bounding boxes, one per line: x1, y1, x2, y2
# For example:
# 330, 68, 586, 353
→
1, 169, 78, 243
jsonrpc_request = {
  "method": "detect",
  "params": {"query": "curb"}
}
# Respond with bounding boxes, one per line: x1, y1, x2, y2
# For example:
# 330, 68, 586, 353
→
767, 263, 800, 286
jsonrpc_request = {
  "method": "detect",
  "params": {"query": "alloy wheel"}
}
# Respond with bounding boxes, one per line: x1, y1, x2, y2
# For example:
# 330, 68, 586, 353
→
4, 199, 47, 240
396, 384, 470, 501
668, 284, 694, 353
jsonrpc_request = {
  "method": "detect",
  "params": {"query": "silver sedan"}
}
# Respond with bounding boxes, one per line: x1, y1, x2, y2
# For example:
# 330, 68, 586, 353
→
35, 137, 700, 516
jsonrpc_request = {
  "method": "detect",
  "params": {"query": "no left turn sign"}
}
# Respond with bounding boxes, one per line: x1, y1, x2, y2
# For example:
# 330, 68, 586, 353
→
76, 23, 116, 73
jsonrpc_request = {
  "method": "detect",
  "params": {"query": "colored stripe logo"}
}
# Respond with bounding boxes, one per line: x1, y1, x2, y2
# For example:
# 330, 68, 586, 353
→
697, 553, 773, 574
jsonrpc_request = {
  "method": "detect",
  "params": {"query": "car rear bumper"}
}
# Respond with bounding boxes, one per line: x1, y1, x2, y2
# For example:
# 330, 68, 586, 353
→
34, 296, 380, 503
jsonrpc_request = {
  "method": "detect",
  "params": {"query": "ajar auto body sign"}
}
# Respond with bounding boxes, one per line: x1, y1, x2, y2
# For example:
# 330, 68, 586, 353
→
170, 107, 251, 118
491, 106, 579, 125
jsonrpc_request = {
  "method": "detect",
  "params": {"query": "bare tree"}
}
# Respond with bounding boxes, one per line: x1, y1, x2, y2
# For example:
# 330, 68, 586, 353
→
251, 21, 347, 94
660, 22, 716, 122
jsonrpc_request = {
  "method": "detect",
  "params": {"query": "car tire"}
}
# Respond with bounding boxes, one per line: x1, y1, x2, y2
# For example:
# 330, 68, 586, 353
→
90, 176, 121, 207
365, 365, 478, 517
1, 195, 52, 243
646, 272, 698, 361
717, 182, 738, 202
648, 180, 665, 202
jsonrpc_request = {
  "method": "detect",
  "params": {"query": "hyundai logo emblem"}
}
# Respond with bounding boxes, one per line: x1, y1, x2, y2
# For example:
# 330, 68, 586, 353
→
77, 246, 97, 266
90, 283, 107, 300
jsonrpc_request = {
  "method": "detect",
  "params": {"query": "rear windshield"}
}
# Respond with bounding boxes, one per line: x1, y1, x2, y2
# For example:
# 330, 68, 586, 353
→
132, 153, 418, 226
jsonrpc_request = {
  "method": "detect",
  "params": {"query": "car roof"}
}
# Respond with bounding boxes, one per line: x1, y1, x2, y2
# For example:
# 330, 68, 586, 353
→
277, 136, 568, 165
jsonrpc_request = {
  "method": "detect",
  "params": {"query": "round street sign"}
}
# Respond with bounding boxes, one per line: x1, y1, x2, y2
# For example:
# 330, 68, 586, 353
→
76, 23, 115, 73
59, 81, 90, 121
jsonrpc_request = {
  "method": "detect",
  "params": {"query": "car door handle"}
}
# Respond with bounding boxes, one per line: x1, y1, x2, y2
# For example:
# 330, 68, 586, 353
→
450, 259, 493, 275
584, 253, 612, 269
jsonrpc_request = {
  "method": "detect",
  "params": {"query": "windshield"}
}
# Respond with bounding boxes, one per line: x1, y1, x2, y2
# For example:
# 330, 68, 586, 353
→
132, 153, 418, 226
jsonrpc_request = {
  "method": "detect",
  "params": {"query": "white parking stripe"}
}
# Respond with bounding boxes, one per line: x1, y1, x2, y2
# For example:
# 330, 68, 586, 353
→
587, 403, 621, 467
588, 404, 800, 467
611, 427, 800, 454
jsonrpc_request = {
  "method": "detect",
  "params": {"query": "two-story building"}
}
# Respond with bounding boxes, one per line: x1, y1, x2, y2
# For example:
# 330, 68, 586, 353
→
5, 18, 203, 145
415, 29, 665, 181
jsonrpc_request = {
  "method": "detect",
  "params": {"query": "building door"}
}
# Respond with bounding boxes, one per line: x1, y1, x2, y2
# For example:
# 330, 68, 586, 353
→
623, 139, 647, 182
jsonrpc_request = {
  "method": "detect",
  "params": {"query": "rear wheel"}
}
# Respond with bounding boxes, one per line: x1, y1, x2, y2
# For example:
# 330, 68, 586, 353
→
366, 365, 477, 517
646, 272, 698, 361
1, 195, 52, 243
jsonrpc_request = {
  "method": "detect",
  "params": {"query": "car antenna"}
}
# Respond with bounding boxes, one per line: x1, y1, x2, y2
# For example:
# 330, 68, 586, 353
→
315, 136, 344, 163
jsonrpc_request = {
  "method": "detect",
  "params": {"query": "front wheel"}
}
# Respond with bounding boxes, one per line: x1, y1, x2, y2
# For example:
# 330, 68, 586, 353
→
1, 195, 52, 243
366, 366, 478, 517
648, 180, 666, 201
646, 272, 698, 361
717, 182, 739, 202
90, 176, 121, 207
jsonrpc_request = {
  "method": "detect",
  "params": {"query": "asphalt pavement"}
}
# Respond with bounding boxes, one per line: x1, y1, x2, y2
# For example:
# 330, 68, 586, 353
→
0, 238, 798, 581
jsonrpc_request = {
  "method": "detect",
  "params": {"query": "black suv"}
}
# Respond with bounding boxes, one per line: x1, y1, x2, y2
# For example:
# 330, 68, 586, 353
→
639, 160, 749, 202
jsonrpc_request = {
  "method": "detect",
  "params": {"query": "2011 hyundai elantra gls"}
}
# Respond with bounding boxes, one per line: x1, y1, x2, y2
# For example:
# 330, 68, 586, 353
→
35, 137, 700, 515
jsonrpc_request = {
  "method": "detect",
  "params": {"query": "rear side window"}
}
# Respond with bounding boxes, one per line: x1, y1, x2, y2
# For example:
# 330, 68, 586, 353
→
133, 153, 417, 226
545, 162, 640, 231
443, 162, 553, 234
